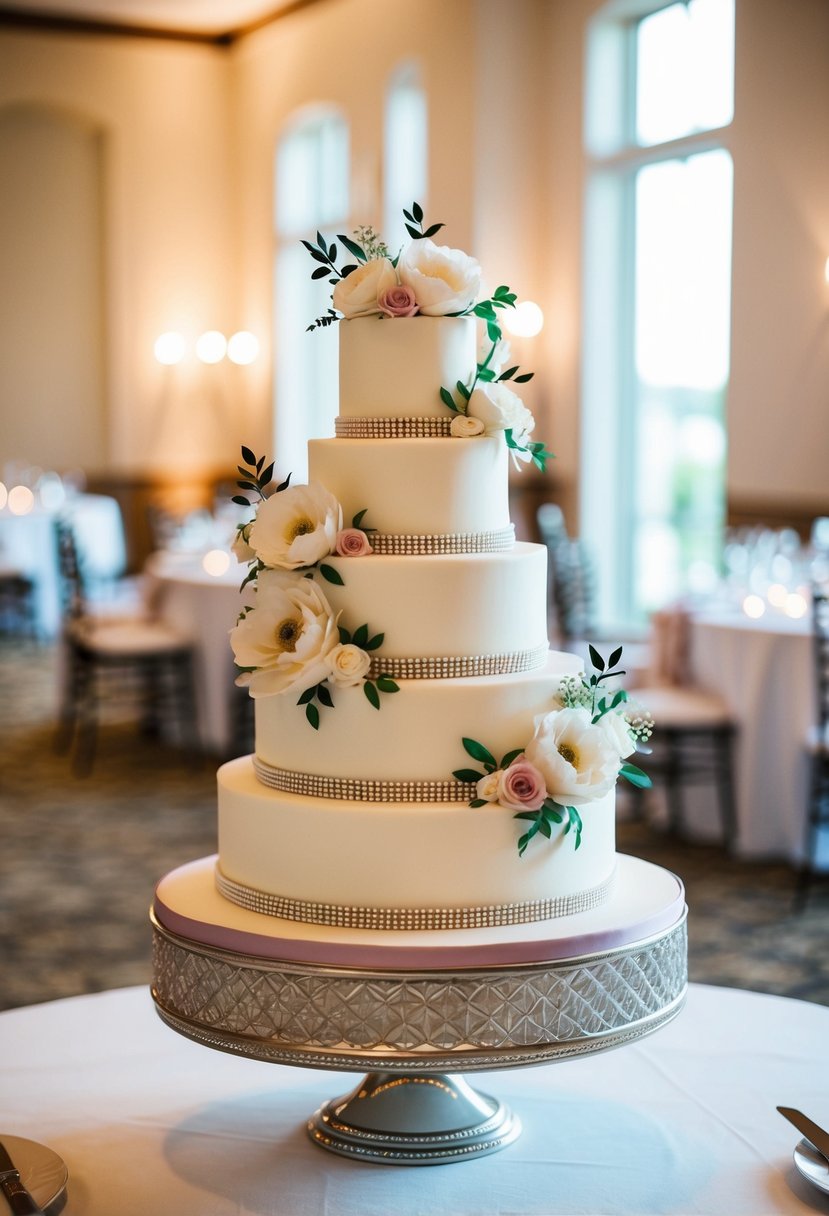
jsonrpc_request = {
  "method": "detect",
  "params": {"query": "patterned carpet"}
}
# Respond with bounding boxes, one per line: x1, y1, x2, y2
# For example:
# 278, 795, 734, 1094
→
1, 638, 827, 1012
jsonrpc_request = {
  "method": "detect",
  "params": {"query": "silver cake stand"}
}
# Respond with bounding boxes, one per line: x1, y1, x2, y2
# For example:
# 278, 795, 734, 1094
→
150, 881, 687, 1166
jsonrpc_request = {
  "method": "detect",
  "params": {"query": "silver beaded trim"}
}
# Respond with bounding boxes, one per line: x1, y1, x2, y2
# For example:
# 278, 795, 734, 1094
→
368, 526, 515, 555
367, 643, 548, 680
214, 864, 616, 930
336, 416, 453, 438
253, 756, 476, 802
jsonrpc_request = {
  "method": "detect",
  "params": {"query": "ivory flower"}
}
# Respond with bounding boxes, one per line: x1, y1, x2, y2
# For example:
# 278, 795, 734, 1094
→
230, 569, 339, 698
497, 759, 547, 811
476, 771, 502, 802
333, 257, 398, 319
524, 707, 621, 808
599, 710, 636, 760
326, 642, 371, 687
232, 523, 256, 564
450, 414, 485, 438
247, 483, 342, 571
467, 382, 535, 444
397, 238, 481, 316
478, 331, 511, 375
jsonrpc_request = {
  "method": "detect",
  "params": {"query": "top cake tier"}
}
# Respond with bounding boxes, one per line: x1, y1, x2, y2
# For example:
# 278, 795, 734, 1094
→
338, 315, 475, 422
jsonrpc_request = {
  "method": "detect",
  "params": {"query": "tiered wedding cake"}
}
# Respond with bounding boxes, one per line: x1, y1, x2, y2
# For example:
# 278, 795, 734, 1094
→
152, 213, 685, 1072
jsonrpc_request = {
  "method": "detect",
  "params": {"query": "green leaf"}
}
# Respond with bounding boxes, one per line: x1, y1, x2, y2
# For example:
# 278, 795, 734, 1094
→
500, 748, 524, 768
376, 676, 399, 693
338, 625, 352, 645
404, 222, 422, 240
352, 508, 368, 529
474, 300, 496, 319
317, 683, 334, 709
453, 768, 485, 783
365, 633, 384, 651
319, 564, 344, 586
423, 222, 445, 238
311, 265, 330, 280
456, 380, 471, 401
240, 445, 256, 464
538, 816, 552, 839
363, 680, 381, 710
352, 623, 369, 648
403, 208, 414, 223
328, 242, 336, 262
609, 645, 623, 668
231, 495, 250, 507
412, 201, 424, 223
276, 472, 292, 492
469, 799, 489, 809
462, 737, 498, 769
588, 644, 605, 672
487, 320, 501, 343
498, 366, 518, 381
236, 480, 258, 492
296, 686, 316, 705
305, 702, 320, 730
621, 763, 652, 790
337, 234, 367, 263
440, 386, 459, 412
514, 372, 534, 383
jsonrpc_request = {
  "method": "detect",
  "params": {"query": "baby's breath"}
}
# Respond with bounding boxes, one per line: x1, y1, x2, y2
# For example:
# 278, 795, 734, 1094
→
353, 226, 390, 260
557, 675, 592, 710
624, 705, 655, 744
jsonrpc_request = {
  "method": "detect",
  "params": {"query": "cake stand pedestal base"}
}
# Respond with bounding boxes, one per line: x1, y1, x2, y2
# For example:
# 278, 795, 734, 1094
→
308, 1071, 520, 1164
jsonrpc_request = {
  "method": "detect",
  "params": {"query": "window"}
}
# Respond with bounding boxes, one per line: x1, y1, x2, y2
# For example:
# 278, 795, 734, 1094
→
383, 62, 427, 248
582, 0, 735, 629
273, 110, 349, 479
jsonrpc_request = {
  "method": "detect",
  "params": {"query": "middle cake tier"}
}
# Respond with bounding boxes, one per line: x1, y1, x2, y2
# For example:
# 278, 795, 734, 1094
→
254, 652, 581, 781
315, 542, 547, 666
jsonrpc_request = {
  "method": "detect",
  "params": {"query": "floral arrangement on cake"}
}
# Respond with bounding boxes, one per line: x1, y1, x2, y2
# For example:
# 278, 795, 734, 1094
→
229, 448, 398, 728
453, 646, 653, 855
303, 203, 552, 472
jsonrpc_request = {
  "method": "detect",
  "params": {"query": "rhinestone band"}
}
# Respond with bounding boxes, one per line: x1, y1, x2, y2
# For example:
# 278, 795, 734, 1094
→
335, 416, 453, 439
368, 526, 515, 555
367, 644, 548, 680
214, 864, 616, 930
253, 756, 476, 802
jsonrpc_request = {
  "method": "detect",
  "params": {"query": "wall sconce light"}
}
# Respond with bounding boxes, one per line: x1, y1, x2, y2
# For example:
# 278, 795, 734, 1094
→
227, 331, 260, 365
196, 330, 228, 364
7, 485, 35, 516
154, 331, 186, 365
503, 301, 544, 338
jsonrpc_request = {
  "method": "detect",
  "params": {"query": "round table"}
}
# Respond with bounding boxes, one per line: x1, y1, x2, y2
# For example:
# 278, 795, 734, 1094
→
688, 611, 818, 864
144, 551, 244, 753
1, 983, 826, 1214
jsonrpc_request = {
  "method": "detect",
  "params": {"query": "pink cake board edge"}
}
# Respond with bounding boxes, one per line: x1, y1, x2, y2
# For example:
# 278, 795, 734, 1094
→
153, 855, 686, 969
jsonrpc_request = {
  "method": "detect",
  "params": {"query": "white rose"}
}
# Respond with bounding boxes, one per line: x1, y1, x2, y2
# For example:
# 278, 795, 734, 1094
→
248, 483, 342, 571
230, 569, 339, 698
476, 770, 502, 802
398, 238, 481, 316
231, 523, 256, 564
599, 710, 636, 760
332, 257, 398, 319
524, 707, 621, 808
327, 642, 371, 687
450, 414, 485, 438
467, 382, 535, 443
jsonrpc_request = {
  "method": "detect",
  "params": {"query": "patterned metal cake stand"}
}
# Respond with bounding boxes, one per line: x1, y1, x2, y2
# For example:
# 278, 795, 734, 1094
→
150, 869, 687, 1166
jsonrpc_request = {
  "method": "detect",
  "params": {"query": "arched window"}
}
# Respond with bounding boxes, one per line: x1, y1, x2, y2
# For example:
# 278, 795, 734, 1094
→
582, 0, 735, 628
383, 62, 427, 250
273, 109, 349, 479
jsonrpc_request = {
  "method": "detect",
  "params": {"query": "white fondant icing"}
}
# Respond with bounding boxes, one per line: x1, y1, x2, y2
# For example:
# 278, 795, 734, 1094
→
339, 315, 476, 418
254, 651, 581, 781
308, 436, 509, 537
317, 543, 548, 659
217, 757, 616, 911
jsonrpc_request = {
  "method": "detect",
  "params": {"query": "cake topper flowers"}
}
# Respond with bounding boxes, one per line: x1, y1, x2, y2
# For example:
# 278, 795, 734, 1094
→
302, 204, 552, 472
230, 446, 397, 727
453, 646, 653, 855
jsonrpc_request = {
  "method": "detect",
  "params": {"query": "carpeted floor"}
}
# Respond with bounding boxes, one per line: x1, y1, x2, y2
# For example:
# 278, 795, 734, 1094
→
1, 638, 827, 1012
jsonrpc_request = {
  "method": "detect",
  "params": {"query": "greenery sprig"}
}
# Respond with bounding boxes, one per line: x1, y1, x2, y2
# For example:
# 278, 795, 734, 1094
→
452, 736, 523, 799
232, 446, 289, 508
403, 201, 445, 242
337, 622, 400, 711
297, 681, 333, 731
505, 429, 554, 474
560, 645, 653, 790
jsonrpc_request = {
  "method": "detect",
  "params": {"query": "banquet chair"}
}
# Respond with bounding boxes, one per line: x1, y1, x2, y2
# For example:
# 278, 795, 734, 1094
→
0, 569, 37, 637
53, 520, 200, 775
629, 608, 738, 850
797, 588, 829, 903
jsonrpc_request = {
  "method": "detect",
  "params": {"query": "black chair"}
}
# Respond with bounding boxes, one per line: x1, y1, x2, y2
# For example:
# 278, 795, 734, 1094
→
797, 587, 829, 902
0, 570, 37, 637
53, 520, 200, 775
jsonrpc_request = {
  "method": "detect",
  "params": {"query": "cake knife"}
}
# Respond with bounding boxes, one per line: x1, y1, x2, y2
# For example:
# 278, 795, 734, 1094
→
0, 1141, 46, 1216
777, 1106, 829, 1164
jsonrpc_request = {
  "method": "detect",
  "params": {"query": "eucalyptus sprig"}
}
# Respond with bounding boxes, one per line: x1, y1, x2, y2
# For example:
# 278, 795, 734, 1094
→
505, 429, 554, 474
440, 335, 535, 415
232, 446, 289, 508
572, 645, 653, 791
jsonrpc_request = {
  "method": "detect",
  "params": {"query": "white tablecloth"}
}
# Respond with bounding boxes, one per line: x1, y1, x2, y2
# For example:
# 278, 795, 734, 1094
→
1, 983, 827, 1214
688, 612, 821, 865
144, 551, 244, 752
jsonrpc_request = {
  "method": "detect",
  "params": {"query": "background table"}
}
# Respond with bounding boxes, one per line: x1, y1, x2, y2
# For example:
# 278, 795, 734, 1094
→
144, 551, 244, 753
1, 983, 827, 1214
688, 611, 821, 865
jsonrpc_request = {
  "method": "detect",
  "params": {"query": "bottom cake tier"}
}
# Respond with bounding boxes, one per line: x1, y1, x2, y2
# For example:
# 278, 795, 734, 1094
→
151, 854, 687, 1071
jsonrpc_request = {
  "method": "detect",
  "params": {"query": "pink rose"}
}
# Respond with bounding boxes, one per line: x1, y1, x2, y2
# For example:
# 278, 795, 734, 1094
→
334, 528, 373, 557
497, 758, 547, 811
378, 285, 419, 318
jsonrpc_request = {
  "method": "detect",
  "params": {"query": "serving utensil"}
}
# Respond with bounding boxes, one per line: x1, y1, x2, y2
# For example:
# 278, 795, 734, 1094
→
0, 1140, 46, 1216
777, 1106, 829, 1164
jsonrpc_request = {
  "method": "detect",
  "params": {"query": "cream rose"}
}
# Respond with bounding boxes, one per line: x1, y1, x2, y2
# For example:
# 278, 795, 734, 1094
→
397, 238, 481, 316
230, 569, 339, 698
247, 483, 342, 571
333, 257, 398, 319
599, 710, 636, 760
467, 382, 535, 443
450, 414, 485, 438
476, 770, 502, 802
326, 642, 371, 687
524, 707, 621, 808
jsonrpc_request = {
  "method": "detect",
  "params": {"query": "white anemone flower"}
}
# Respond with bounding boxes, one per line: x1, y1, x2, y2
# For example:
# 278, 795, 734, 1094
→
230, 569, 340, 698
247, 482, 342, 571
397, 238, 481, 316
524, 707, 622, 808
